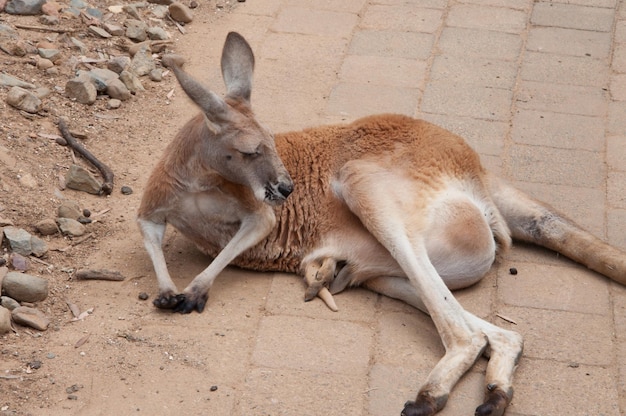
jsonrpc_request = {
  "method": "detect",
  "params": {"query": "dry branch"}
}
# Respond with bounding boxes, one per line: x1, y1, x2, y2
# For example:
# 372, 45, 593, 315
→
75, 269, 125, 281
15, 24, 77, 34
57, 119, 114, 195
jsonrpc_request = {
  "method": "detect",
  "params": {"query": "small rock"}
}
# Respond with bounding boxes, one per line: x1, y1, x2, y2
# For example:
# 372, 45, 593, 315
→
41, 0, 61, 16
83, 209, 91, 218
69, 37, 87, 54
1, 296, 21, 311
149, 68, 163, 82
138, 292, 149, 300
130, 45, 156, 77
37, 48, 61, 62
9, 253, 29, 272
108, 98, 121, 109
56, 218, 86, 237
102, 22, 124, 36
11, 306, 50, 331
65, 164, 102, 194
84, 68, 118, 92
107, 56, 131, 74
0, 306, 11, 334
123, 3, 142, 19
509, 267, 518, 275
58, 199, 82, 220
33, 87, 51, 99
87, 25, 111, 39
121, 186, 133, 195
3, 226, 32, 256
36, 57, 54, 70
30, 235, 48, 257
148, 0, 174, 5
5, 0, 46, 15
39, 15, 59, 25
65, 74, 97, 105
28, 360, 42, 369
2, 272, 49, 302
77, 216, 91, 224
168, 2, 193, 23
146, 26, 169, 40
0, 73, 36, 89
6, 86, 42, 113
34, 219, 59, 236
106, 78, 131, 100
125, 19, 148, 42
210, 385, 218, 392
119, 70, 144, 93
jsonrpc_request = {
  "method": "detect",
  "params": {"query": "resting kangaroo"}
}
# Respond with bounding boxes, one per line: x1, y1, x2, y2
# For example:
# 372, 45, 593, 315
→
137, 32, 626, 416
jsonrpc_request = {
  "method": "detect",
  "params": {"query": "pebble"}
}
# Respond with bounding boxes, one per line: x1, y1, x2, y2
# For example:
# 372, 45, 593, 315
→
0, 306, 11, 334
2, 272, 49, 302
168, 2, 193, 23
12, 306, 49, 330
106, 78, 131, 101
56, 218, 86, 237
0, 73, 36, 89
130, 45, 155, 77
65, 164, 102, 194
36, 57, 54, 70
125, 19, 147, 42
107, 56, 131, 74
2, 226, 32, 256
6, 86, 42, 113
30, 235, 48, 257
146, 26, 169, 41
5, 0, 46, 15
58, 199, 82, 220
148, 68, 163, 82
119, 70, 144, 93
102, 22, 124, 36
121, 186, 133, 195
1, 296, 21, 310
9, 253, 29, 271
65, 73, 97, 105
88, 25, 111, 39
34, 218, 57, 235
108, 98, 121, 109
138, 292, 149, 300
18, 172, 38, 188
82, 209, 91, 218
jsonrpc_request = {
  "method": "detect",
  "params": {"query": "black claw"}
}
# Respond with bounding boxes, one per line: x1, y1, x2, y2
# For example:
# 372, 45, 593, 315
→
153, 293, 185, 309
401, 400, 437, 416
475, 387, 510, 416
171, 291, 209, 314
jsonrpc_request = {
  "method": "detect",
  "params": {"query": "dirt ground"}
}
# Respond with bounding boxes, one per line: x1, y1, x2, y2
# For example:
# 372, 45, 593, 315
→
1, 3, 252, 415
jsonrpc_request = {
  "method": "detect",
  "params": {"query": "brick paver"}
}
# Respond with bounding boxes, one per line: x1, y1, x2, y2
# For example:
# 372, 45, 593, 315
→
167, 1, 626, 415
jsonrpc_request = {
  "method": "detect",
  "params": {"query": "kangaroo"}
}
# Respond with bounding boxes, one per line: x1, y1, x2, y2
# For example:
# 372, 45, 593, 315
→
137, 32, 626, 416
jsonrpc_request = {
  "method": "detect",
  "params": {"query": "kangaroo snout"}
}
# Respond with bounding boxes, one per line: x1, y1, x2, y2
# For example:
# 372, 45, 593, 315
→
265, 176, 294, 204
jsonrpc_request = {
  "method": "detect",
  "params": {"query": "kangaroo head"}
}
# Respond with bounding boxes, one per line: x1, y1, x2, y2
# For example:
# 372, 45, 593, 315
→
163, 32, 293, 205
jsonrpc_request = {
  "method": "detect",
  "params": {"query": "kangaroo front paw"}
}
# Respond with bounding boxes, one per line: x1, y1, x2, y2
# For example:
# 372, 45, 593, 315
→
172, 289, 209, 314
153, 292, 186, 309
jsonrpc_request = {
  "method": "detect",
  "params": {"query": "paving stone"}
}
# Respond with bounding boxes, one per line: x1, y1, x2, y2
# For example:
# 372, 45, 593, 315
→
429, 55, 518, 88
607, 208, 626, 249
509, 144, 604, 188
447, 4, 528, 33
338, 55, 427, 88
421, 82, 513, 120
608, 171, 626, 209
613, 42, 626, 73
284, 0, 367, 13
437, 27, 523, 60
511, 109, 605, 151
510, 358, 620, 415
610, 73, 626, 100
527, 26, 612, 58
252, 315, 372, 375
271, 7, 358, 37
531, 2, 615, 32
607, 100, 626, 135
497, 262, 611, 314
240, 367, 366, 416
349, 30, 435, 60
327, 82, 420, 119
360, 4, 443, 33
520, 51, 608, 87
516, 80, 607, 116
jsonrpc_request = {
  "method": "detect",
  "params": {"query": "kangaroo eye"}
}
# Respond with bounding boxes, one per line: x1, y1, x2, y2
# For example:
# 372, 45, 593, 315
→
239, 151, 260, 159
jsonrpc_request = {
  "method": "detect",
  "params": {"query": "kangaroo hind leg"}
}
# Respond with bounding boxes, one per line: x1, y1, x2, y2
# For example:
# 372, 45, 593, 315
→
334, 160, 502, 415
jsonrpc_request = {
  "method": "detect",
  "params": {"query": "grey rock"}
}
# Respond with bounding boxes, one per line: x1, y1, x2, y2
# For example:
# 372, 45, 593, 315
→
33, 87, 51, 99
148, 68, 163, 82
12, 306, 50, 331
85, 7, 102, 19
119, 70, 144, 93
2, 272, 49, 302
146, 26, 168, 40
107, 56, 131, 73
6, 86, 42, 113
34, 219, 59, 236
123, 4, 142, 19
57, 200, 81, 220
168, 2, 193, 23
151, 5, 168, 18
5, 0, 46, 15
87, 25, 111, 38
148, 0, 174, 5
30, 235, 48, 257
102, 22, 124, 36
108, 98, 121, 109
56, 218, 86, 237
106, 78, 131, 100
69, 0, 87, 8
69, 37, 87, 54
125, 19, 147, 42
87, 68, 119, 92
36, 57, 54, 70
0, 73, 36, 89
37, 48, 61, 62
65, 74, 97, 104
9, 253, 29, 271
65, 164, 102, 194
130, 45, 155, 76
1, 296, 21, 311
39, 15, 59, 25
3, 226, 32, 256
0, 306, 11, 334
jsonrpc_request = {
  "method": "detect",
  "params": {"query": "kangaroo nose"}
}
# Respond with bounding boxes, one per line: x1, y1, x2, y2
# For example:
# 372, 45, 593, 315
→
278, 182, 293, 198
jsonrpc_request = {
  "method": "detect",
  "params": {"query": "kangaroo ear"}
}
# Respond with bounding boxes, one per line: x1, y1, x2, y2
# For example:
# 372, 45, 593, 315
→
221, 32, 255, 102
163, 54, 229, 123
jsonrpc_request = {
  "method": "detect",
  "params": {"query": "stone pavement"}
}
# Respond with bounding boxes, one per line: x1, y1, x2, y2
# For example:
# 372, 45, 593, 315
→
173, 1, 626, 415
